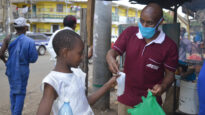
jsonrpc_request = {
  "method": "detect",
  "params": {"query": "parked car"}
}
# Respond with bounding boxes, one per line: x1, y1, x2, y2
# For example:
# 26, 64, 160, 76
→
26, 32, 49, 55
0, 32, 49, 56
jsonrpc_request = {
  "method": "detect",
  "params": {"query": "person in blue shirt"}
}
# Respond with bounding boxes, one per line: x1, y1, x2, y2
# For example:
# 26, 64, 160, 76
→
0, 17, 38, 115
198, 61, 205, 115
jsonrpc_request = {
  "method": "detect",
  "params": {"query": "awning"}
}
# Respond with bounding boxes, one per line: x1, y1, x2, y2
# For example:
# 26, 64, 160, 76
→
182, 0, 205, 12
182, 0, 205, 21
129, 0, 190, 10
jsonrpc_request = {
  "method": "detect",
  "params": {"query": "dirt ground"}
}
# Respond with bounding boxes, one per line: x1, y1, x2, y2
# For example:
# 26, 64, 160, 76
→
0, 54, 181, 115
0, 54, 118, 115
86, 62, 118, 115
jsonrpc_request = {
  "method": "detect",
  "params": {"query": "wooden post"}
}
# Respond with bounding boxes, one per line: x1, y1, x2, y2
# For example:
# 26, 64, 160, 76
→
80, 8, 89, 95
173, 5, 178, 23
173, 5, 178, 114
86, 0, 95, 46
186, 9, 191, 40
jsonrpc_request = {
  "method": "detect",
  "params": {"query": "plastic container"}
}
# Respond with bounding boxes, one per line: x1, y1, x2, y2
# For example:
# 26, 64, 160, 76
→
58, 99, 73, 115
116, 72, 126, 96
178, 80, 199, 114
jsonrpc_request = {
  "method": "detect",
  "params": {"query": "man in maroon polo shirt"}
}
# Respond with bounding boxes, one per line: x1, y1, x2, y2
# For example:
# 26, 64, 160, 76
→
106, 3, 178, 115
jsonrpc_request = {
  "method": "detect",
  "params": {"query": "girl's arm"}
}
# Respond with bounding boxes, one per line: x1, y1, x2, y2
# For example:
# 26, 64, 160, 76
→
37, 83, 57, 115
87, 76, 118, 105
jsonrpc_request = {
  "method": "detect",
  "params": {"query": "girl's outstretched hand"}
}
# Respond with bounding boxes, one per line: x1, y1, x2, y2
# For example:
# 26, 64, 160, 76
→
107, 74, 120, 88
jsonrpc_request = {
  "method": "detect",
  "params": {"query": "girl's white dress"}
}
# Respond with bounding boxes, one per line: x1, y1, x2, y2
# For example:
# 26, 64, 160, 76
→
42, 68, 94, 115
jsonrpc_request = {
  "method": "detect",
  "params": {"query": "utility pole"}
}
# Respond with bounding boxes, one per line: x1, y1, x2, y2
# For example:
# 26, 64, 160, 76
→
92, 0, 112, 110
3, 0, 11, 35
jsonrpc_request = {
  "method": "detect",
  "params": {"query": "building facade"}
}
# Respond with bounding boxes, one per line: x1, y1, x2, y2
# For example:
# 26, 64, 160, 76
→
12, 0, 139, 38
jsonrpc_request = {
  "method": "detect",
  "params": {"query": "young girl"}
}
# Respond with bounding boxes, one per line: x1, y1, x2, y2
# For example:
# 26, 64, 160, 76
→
37, 30, 118, 115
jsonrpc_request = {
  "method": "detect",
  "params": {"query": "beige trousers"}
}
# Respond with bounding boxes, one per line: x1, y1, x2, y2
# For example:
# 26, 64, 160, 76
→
118, 102, 132, 115
163, 86, 180, 115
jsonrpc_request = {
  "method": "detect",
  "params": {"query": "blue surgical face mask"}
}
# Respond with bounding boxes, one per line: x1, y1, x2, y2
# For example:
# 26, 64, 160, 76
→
138, 18, 163, 39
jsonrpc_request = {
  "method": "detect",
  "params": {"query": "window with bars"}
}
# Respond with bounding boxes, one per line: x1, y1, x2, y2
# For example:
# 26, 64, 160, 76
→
115, 7, 118, 15
57, 4, 63, 12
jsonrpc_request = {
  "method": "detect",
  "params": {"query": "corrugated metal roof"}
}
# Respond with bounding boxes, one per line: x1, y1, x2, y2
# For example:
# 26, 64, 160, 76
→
129, 0, 190, 10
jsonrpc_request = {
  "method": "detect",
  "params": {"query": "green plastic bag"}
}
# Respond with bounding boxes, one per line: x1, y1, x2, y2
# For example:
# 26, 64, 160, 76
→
127, 91, 166, 115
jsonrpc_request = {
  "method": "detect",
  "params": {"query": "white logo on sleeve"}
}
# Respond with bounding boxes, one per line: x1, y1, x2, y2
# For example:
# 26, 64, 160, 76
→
146, 64, 159, 70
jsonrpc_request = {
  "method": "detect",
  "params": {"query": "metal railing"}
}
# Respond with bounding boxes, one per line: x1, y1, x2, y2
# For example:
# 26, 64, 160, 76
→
112, 14, 119, 22
15, 12, 121, 21
13, 11, 136, 25
13, 12, 80, 20
12, 0, 87, 3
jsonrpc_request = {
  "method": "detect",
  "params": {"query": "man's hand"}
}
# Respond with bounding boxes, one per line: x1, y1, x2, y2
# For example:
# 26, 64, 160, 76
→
3, 34, 12, 45
106, 49, 120, 74
107, 57, 119, 74
0, 34, 11, 63
151, 69, 175, 96
151, 84, 166, 96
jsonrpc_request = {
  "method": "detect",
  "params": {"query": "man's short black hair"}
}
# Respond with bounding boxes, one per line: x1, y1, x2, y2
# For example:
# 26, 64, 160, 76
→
14, 26, 25, 30
63, 15, 77, 28
14, 27, 26, 33
53, 29, 81, 56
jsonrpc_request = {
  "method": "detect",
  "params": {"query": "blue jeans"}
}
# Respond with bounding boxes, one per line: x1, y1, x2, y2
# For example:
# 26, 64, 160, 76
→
198, 61, 205, 115
10, 92, 26, 115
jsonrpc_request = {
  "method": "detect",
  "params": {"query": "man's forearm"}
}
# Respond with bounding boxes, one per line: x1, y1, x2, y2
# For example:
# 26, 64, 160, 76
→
161, 69, 175, 93
107, 49, 119, 60
0, 39, 9, 63
106, 49, 121, 73
0, 42, 8, 55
